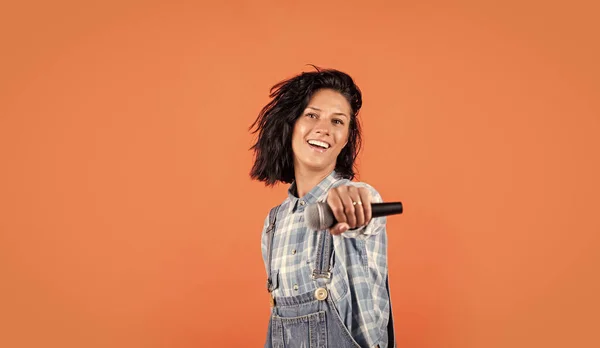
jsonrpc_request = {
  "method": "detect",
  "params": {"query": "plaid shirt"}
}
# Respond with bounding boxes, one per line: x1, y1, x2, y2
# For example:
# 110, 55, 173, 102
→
261, 171, 391, 348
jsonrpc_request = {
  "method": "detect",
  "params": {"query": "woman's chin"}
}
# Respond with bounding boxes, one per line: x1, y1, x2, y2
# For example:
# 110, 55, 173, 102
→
296, 161, 335, 173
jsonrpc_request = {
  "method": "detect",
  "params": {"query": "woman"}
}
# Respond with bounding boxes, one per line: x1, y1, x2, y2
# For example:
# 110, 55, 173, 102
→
250, 67, 395, 348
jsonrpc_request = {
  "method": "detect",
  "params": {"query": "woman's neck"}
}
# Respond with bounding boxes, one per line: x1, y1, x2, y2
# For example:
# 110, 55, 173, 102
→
294, 166, 334, 198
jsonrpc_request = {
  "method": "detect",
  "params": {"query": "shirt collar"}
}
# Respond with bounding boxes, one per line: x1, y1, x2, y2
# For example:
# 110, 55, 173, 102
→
287, 171, 341, 213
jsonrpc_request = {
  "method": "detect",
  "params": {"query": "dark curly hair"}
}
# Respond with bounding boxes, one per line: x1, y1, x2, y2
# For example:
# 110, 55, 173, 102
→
249, 66, 363, 186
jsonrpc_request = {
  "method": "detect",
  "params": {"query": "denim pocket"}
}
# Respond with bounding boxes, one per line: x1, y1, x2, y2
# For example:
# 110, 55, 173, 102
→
271, 311, 327, 348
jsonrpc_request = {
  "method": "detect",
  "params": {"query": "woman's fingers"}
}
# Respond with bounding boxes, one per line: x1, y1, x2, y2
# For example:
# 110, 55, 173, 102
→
357, 187, 372, 223
326, 185, 371, 234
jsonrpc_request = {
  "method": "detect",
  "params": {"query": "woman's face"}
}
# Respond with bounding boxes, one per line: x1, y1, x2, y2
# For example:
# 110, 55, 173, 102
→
291, 89, 351, 175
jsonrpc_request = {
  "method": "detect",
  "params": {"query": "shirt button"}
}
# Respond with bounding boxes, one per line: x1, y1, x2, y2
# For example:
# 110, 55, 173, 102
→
299, 200, 305, 206
291, 249, 296, 255
293, 284, 299, 291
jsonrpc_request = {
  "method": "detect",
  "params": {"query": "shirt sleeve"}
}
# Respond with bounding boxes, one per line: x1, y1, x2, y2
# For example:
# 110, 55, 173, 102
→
331, 183, 391, 346
260, 214, 270, 275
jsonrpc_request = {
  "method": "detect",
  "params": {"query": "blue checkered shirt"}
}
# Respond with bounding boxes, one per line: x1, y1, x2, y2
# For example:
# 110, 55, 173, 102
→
261, 171, 391, 348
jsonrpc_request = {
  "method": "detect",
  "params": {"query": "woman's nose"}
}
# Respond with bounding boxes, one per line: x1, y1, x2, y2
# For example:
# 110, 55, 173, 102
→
314, 119, 331, 135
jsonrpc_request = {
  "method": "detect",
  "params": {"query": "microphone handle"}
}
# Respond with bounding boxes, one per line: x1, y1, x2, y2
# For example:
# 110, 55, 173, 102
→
371, 202, 403, 218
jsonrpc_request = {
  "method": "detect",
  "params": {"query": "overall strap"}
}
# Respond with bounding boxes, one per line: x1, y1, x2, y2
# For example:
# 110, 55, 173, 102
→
311, 179, 347, 281
266, 205, 281, 293
386, 275, 396, 347
312, 230, 334, 281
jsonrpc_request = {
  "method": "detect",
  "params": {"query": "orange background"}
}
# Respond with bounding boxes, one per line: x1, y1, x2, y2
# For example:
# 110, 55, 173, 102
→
1, 1, 599, 347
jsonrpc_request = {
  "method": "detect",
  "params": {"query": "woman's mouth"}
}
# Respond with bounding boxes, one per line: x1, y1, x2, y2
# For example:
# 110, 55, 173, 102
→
307, 139, 330, 153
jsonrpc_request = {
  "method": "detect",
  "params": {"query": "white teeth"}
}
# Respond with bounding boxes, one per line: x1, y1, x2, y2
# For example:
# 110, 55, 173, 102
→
307, 140, 330, 149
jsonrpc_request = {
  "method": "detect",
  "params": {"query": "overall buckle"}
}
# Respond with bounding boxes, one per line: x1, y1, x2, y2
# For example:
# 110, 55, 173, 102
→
311, 269, 331, 279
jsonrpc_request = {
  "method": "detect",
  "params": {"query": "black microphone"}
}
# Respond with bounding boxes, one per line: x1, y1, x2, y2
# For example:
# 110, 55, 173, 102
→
304, 201, 403, 230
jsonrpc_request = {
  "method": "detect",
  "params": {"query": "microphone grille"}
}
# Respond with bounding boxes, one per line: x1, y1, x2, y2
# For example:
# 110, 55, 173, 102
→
304, 202, 334, 230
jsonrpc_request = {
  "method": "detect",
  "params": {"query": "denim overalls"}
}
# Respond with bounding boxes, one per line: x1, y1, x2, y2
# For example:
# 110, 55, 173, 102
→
264, 205, 396, 348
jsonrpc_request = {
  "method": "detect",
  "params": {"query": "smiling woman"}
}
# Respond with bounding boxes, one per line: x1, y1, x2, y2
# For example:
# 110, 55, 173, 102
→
292, 89, 352, 188
249, 67, 395, 348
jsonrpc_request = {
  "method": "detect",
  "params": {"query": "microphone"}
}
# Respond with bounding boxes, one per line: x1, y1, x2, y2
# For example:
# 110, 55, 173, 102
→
304, 201, 403, 230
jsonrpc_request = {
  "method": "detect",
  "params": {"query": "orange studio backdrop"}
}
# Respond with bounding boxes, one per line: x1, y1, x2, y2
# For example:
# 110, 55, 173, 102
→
0, 1, 598, 347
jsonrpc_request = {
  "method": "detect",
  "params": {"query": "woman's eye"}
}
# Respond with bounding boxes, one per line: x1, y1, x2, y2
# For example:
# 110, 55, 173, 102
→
333, 119, 344, 125
307, 113, 317, 118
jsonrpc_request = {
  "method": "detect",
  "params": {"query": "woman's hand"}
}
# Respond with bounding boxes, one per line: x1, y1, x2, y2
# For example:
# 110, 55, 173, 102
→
326, 185, 372, 235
